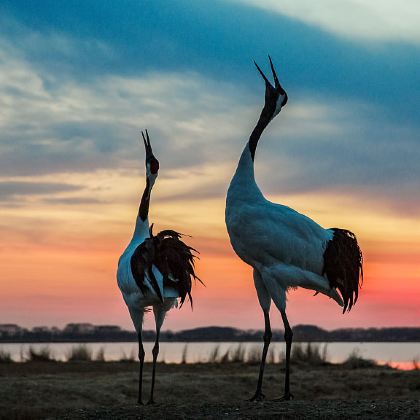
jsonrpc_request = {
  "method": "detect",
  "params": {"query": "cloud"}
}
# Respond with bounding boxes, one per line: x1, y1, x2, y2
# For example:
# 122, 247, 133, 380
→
233, 0, 420, 44
0, 181, 82, 201
0, 15, 419, 218
0, 36, 255, 176
41, 196, 104, 205
1, 0, 420, 127
253, 98, 420, 215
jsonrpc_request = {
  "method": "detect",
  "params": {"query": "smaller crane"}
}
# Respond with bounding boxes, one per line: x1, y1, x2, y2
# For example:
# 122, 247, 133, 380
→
117, 130, 201, 404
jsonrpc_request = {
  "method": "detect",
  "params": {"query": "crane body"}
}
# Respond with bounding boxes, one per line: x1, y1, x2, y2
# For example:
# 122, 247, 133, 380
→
225, 57, 363, 401
226, 147, 342, 306
117, 130, 199, 404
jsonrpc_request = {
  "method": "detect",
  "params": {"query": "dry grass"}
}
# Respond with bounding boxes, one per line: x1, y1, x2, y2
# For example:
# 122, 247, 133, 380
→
205, 344, 276, 364
119, 348, 136, 362
208, 344, 246, 363
0, 348, 12, 363
205, 342, 329, 365
246, 345, 262, 364
205, 343, 328, 365
66, 345, 92, 362
95, 346, 106, 362
181, 344, 188, 364
27, 345, 55, 362
1, 342, 416, 373
229, 344, 246, 362
291, 342, 329, 365
343, 348, 377, 369
207, 345, 220, 363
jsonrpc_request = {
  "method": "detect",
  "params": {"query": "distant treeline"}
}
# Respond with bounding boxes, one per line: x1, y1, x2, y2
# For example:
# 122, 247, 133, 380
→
1, 323, 419, 343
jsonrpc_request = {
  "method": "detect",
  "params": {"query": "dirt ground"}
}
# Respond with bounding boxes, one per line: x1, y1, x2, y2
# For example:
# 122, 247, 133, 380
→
0, 361, 419, 419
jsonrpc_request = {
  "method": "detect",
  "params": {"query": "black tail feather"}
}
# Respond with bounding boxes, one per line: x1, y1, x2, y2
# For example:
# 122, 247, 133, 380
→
323, 228, 363, 313
131, 229, 202, 308
145, 266, 164, 303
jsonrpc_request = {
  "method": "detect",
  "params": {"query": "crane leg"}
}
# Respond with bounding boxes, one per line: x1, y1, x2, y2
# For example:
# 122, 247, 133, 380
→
137, 331, 145, 404
249, 310, 272, 401
276, 309, 294, 401
147, 327, 160, 405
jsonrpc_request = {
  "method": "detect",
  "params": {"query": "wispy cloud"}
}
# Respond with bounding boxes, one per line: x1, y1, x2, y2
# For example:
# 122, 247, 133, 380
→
1, 30, 419, 217
0, 36, 252, 176
233, 0, 420, 44
0, 181, 81, 201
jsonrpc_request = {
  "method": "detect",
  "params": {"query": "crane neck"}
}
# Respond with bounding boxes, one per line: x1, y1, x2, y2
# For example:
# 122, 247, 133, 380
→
227, 109, 272, 202
132, 175, 156, 241
249, 109, 271, 161
138, 176, 155, 221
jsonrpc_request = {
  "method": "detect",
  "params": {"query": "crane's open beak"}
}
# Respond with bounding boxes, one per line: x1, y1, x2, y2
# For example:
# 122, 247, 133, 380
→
141, 129, 160, 175
141, 129, 153, 157
254, 55, 285, 95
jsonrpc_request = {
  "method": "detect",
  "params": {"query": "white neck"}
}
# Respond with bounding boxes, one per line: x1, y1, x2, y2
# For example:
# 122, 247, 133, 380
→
132, 215, 150, 240
227, 142, 264, 204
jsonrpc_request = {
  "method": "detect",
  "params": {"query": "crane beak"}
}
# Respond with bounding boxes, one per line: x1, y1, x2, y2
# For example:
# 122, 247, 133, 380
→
268, 55, 282, 91
142, 130, 160, 174
254, 60, 273, 90
141, 129, 154, 158
254, 55, 286, 94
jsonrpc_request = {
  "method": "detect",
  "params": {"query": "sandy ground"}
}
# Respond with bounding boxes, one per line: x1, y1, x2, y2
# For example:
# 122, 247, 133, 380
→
0, 361, 419, 419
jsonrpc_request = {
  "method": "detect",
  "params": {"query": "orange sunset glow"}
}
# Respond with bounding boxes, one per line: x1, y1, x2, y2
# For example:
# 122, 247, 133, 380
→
1, 168, 419, 330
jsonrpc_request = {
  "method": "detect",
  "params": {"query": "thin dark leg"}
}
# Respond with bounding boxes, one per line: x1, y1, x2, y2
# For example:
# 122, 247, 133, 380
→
137, 332, 145, 405
147, 328, 160, 405
249, 310, 272, 402
279, 309, 293, 400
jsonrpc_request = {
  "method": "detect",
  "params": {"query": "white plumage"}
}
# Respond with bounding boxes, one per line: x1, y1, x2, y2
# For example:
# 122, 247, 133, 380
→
225, 57, 363, 401
226, 147, 342, 307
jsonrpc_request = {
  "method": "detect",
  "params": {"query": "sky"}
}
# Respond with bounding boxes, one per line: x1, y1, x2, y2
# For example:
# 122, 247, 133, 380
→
1, 0, 419, 332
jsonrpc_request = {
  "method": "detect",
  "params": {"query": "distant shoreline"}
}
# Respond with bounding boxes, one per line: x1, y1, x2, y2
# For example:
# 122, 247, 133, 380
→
1, 324, 420, 343
3, 339, 420, 343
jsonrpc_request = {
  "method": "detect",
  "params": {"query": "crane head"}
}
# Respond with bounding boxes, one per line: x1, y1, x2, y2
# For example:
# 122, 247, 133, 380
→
254, 55, 288, 121
141, 129, 160, 183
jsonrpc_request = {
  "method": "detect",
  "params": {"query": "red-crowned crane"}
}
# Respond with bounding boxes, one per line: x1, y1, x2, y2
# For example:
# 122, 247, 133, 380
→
225, 57, 363, 401
117, 130, 200, 404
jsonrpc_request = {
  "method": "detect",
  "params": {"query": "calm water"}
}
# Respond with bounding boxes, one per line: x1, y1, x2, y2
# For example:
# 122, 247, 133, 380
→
2, 342, 419, 369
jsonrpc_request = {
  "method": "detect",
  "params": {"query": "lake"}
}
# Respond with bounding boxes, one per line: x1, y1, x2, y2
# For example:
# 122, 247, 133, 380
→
2, 342, 419, 369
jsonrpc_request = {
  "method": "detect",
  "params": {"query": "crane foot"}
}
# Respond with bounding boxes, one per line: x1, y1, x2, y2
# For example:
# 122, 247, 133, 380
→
273, 392, 294, 401
248, 391, 265, 402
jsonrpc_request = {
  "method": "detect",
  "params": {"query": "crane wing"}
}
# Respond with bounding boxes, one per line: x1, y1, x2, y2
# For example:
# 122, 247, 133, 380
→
228, 199, 362, 312
228, 199, 331, 274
